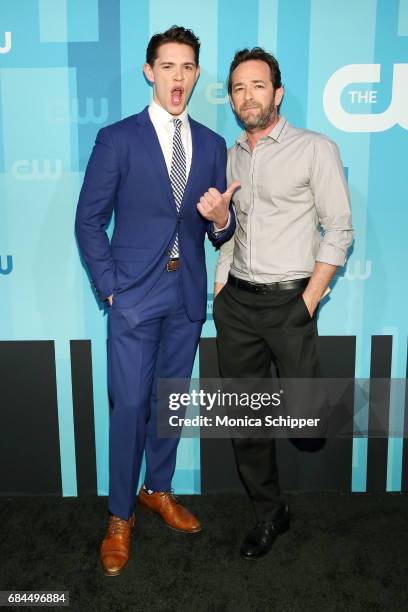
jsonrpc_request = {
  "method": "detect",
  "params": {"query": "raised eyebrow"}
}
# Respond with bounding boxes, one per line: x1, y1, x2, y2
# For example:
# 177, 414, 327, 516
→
233, 79, 266, 88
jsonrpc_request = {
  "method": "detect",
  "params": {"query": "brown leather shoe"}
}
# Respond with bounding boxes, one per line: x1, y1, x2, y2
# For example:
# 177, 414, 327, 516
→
100, 513, 135, 576
138, 487, 202, 533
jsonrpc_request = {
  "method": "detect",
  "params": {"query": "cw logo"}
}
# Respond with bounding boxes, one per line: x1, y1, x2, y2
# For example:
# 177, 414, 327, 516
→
0, 255, 13, 275
341, 260, 372, 281
0, 31, 11, 54
47, 98, 109, 124
11, 159, 62, 180
72, 97, 109, 124
205, 83, 229, 105
323, 64, 408, 132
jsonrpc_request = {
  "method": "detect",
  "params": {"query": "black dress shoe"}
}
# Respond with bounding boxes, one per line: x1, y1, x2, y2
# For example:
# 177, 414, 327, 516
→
240, 504, 290, 560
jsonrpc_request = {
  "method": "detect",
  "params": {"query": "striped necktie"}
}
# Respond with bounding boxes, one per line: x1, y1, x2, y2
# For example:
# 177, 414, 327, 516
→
169, 118, 186, 258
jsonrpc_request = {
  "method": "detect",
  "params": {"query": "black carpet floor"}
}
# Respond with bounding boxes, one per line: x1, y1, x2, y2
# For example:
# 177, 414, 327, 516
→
1, 493, 407, 612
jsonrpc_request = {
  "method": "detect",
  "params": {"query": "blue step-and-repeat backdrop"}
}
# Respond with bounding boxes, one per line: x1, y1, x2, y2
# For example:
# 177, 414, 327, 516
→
1, 0, 407, 496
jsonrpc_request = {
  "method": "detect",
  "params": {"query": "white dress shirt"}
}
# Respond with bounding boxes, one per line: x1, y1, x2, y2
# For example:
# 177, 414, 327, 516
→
148, 99, 230, 239
215, 116, 353, 284
148, 100, 192, 177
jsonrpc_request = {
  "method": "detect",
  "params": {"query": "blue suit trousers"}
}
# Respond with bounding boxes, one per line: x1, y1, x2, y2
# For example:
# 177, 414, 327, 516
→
107, 267, 203, 520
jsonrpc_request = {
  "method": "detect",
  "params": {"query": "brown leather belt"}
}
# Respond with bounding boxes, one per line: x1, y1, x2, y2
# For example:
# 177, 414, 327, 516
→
228, 273, 309, 293
166, 258, 180, 272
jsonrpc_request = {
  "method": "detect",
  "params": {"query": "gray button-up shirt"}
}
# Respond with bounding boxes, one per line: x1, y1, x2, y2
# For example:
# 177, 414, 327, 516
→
215, 116, 353, 284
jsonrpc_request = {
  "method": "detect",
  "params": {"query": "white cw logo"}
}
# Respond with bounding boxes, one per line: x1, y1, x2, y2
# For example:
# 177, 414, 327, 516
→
341, 260, 372, 281
0, 31, 11, 54
47, 98, 109, 124
11, 159, 62, 180
72, 97, 109, 124
323, 64, 408, 132
205, 83, 229, 105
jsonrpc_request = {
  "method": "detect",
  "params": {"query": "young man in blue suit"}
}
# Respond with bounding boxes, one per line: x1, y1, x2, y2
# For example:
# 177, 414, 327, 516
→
75, 26, 237, 576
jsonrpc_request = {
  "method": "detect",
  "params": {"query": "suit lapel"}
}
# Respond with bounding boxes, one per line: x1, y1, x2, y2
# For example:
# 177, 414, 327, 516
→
135, 108, 205, 215
136, 107, 176, 212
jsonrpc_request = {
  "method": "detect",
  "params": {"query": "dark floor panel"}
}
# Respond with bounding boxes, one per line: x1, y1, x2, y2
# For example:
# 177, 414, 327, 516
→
0, 341, 61, 495
367, 336, 392, 492
70, 340, 97, 496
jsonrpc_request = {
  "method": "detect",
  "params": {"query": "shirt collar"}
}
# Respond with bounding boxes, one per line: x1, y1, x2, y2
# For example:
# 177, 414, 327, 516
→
149, 99, 189, 129
236, 115, 289, 146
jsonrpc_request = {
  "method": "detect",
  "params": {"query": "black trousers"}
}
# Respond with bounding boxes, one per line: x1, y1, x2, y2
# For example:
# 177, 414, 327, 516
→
213, 280, 322, 521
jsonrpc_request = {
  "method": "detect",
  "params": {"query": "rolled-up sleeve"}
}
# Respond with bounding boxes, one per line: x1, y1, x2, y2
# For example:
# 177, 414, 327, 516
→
311, 138, 354, 267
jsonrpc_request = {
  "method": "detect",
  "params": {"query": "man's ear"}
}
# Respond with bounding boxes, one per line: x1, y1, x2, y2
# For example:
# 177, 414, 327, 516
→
143, 62, 154, 84
275, 86, 284, 107
229, 95, 235, 113
194, 65, 201, 83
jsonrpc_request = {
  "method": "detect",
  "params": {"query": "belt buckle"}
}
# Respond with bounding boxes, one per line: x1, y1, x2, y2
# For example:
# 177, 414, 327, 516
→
166, 258, 179, 272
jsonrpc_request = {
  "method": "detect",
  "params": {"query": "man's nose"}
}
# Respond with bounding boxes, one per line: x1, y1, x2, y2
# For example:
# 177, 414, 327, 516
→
174, 68, 184, 81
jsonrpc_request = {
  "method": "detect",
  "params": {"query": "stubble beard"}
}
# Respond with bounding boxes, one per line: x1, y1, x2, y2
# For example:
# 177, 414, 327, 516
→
238, 99, 276, 132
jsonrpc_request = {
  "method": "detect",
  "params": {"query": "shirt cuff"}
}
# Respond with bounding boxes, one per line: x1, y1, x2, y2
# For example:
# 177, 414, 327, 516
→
315, 243, 347, 267
213, 212, 231, 233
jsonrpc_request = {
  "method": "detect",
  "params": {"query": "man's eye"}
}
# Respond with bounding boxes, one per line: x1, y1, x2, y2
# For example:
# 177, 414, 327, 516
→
255, 84, 264, 88
185, 65, 193, 70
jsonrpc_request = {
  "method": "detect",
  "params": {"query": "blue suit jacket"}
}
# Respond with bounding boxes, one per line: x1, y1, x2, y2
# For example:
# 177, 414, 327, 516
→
75, 107, 236, 321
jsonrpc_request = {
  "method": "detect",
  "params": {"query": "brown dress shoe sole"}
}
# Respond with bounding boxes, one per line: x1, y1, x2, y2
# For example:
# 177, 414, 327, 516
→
139, 502, 202, 533
166, 522, 202, 534
101, 558, 129, 577
103, 567, 124, 577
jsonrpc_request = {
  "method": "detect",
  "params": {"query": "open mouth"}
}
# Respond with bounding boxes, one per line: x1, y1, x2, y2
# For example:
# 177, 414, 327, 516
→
171, 86, 184, 106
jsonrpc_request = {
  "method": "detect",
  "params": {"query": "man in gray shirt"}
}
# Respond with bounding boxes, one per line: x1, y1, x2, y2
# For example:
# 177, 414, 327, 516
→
212, 48, 353, 560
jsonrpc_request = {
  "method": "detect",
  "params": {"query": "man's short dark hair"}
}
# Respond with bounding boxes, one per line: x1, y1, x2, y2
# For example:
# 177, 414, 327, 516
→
146, 26, 200, 67
227, 47, 282, 94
